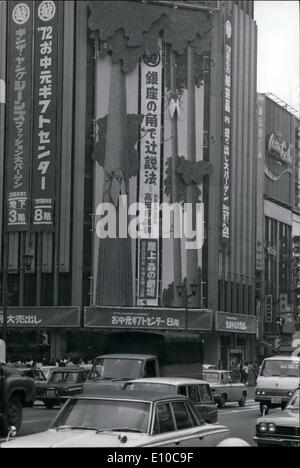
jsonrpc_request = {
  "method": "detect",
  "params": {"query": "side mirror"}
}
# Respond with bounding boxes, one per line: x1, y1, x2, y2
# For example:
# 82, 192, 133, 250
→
6, 426, 17, 443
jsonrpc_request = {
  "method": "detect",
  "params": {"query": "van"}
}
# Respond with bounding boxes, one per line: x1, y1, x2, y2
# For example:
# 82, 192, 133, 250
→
255, 355, 300, 414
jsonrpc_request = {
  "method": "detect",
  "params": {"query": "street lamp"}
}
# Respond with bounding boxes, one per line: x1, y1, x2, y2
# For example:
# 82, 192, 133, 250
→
1, 252, 34, 361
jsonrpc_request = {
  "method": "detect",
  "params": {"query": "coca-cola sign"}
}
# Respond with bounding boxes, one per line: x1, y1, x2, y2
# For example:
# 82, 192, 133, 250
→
267, 133, 293, 164
265, 132, 293, 181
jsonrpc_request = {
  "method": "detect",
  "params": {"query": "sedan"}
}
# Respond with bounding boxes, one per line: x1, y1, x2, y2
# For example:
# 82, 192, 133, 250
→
202, 370, 247, 408
2, 392, 232, 447
254, 387, 300, 447
35, 367, 87, 409
123, 378, 218, 424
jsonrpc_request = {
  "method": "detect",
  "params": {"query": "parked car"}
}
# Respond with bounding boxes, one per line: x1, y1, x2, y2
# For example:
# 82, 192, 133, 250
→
123, 378, 218, 424
255, 356, 300, 414
1, 392, 237, 447
202, 370, 247, 408
35, 367, 87, 409
254, 387, 300, 447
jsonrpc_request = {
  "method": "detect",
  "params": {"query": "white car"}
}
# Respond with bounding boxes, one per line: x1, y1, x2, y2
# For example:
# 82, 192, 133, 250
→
202, 370, 247, 408
2, 392, 236, 448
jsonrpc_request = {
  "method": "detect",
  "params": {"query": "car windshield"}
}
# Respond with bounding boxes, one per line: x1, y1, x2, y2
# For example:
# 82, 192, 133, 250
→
49, 372, 78, 384
286, 389, 300, 410
51, 398, 150, 433
202, 372, 219, 383
88, 358, 143, 380
260, 360, 300, 377
124, 383, 176, 394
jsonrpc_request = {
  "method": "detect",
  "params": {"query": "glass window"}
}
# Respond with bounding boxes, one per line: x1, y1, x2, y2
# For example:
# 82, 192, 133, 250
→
221, 373, 229, 384
144, 360, 156, 378
178, 386, 187, 396
124, 383, 175, 394
202, 372, 219, 383
260, 360, 300, 377
187, 385, 199, 403
172, 402, 193, 430
51, 398, 150, 433
155, 403, 175, 434
198, 384, 213, 402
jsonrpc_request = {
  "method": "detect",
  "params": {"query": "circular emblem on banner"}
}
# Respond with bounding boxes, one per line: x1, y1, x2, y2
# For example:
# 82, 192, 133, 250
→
143, 52, 161, 68
12, 3, 30, 25
225, 20, 232, 39
38, 1, 56, 22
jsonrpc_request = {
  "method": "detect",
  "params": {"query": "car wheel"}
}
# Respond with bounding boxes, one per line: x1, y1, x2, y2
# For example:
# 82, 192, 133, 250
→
238, 392, 247, 407
0, 395, 23, 436
260, 402, 269, 415
218, 394, 226, 408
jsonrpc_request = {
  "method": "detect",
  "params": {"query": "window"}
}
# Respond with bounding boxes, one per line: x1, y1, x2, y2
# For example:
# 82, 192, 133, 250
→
144, 360, 156, 378
178, 386, 187, 396
187, 385, 199, 403
198, 384, 213, 402
172, 402, 193, 430
221, 373, 229, 384
154, 403, 175, 434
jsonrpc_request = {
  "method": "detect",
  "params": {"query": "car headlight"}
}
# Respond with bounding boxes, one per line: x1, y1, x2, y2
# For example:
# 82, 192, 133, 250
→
288, 391, 293, 396
268, 424, 276, 433
261, 391, 266, 395
258, 423, 268, 433
256, 391, 261, 395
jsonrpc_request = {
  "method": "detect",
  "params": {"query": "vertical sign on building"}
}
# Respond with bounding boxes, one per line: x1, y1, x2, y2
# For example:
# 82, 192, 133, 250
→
221, 17, 232, 244
31, 1, 58, 230
137, 46, 162, 306
6, 1, 33, 231
264, 294, 273, 323
256, 94, 265, 271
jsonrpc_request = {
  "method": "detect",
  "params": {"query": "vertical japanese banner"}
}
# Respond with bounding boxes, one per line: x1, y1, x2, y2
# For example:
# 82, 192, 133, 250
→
256, 94, 265, 271
137, 45, 162, 307
221, 16, 233, 244
6, 1, 33, 231
31, 1, 58, 230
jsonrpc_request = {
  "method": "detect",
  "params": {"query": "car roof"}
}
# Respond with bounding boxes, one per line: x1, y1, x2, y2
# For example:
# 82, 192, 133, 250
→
94, 354, 157, 360
75, 391, 190, 403
202, 369, 228, 373
125, 378, 210, 385
50, 367, 85, 372
262, 356, 300, 361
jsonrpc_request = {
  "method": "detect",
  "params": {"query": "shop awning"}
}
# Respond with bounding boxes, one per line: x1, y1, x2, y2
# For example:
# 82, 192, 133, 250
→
84, 306, 213, 331
0, 307, 80, 328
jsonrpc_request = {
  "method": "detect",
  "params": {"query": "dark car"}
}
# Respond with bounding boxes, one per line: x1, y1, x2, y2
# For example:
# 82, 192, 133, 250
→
0, 364, 35, 436
35, 367, 87, 409
123, 377, 218, 424
254, 387, 300, 447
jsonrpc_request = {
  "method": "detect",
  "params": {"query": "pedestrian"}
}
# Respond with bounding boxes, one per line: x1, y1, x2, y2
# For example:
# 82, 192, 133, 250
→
243, 362, 249, 385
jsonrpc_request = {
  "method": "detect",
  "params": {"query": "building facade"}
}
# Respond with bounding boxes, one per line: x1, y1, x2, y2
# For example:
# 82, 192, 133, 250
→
256, 93, 300, 358
0, 1, 257, 368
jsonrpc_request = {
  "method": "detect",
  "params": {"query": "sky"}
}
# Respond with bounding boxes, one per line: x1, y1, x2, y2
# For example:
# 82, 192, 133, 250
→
254, 1, 300, 117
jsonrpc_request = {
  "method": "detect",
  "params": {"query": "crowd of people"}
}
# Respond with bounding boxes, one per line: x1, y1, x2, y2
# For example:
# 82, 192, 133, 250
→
230, 361, 260, 386
5, 356, 93, 369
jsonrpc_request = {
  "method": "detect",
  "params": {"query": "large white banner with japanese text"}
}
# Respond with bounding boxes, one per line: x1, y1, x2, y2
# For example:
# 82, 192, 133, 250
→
137, 45, 162, 306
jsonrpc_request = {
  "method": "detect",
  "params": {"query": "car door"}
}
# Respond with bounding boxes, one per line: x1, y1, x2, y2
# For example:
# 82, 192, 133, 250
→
229, 371, 244, 401
197, 384, 217, 423
186, 384, 209, 423
148, 400, 228, 447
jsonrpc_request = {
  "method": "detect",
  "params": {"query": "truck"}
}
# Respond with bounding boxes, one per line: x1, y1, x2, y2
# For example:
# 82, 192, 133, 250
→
0, 364, 35, 437
83, 331, 204, 393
